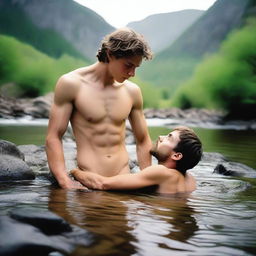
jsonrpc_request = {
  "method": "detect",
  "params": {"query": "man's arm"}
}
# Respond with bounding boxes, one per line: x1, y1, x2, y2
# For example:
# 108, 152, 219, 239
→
128, 83, 152, 169
46, 75, 86, 190
71, 165, 168, 190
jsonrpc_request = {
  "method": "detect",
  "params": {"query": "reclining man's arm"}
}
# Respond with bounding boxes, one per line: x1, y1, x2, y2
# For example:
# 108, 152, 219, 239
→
71, 166, 168, 191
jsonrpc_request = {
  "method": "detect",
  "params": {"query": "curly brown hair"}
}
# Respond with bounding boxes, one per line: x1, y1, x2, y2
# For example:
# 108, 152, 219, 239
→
96, 28, 153, 63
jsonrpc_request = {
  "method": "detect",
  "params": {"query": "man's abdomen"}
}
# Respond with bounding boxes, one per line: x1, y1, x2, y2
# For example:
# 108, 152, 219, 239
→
76, 145, 130, 176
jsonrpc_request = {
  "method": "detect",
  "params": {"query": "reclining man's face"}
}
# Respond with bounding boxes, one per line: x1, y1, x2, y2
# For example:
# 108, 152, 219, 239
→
150, 130, 180, 162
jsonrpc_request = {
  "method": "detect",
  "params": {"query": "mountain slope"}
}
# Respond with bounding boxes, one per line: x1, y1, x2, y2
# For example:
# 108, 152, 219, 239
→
127, 10, 204, 53
138, 0, 253, 92
0, 1, 83, 60
0, 0, 115, 60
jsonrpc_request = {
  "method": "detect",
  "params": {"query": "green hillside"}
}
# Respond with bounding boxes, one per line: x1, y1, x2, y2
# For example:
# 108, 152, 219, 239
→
0, 35, 88, 97
138, 0, 253, 95
0, 1, 85, 60
171, 18, 256, 119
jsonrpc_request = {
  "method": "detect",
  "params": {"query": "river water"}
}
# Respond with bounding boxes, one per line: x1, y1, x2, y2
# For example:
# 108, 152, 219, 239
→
0, 119, 256, 255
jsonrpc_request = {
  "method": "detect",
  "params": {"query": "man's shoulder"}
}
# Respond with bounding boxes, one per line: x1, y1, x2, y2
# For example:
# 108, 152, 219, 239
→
156, 167, 184, 180
59, 66, 89, 84
124, 80, 141, 93
55, 66, 95, 95
124, 80, 142, 107
143, 165, 171, 177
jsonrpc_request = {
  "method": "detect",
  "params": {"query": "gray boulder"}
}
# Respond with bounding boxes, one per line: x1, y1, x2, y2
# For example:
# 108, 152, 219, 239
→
0, 208, 93, 256
0, 154, 35, 181
0, 140, 24, 160
0, 140, 35, 181
18, 144, 47, 173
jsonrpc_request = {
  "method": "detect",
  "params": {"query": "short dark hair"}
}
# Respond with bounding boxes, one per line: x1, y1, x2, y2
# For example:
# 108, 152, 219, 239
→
173, 126, 202, 175
96, 27, 153, 63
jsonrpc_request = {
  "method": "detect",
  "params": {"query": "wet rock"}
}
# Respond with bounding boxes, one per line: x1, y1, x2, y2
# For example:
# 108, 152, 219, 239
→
17, 144, 47, 173
198, 152, 256, 178
0, 208, 92, 256
10, 208, 72, 235
0, 140, 24, 160
18, 141, 78, 180
0, 93, 53, 119
0, 154, 35, 181
0, 140, 35, 181
24, 93, 53, 118
214, 162, 256, 178
214, 164, 240, 176
202, 152, 227, 163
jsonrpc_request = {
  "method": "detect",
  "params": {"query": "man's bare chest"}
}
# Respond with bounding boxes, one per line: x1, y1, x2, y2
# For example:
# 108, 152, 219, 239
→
73, 86, 133, 123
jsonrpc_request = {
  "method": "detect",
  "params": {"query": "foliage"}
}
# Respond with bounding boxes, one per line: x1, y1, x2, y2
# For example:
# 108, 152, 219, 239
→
130, 77, 162, 108
171, 19, 256, 118
0, 35, 88, 97
138, 56, 200, 94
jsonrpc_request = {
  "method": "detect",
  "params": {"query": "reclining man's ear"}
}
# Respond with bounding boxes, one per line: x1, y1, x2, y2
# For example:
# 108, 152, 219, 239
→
171, 152, 183, 161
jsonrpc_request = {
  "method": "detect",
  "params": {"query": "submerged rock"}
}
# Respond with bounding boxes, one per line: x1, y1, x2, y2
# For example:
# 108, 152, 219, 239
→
214, 163, 256, 178
10, 208, 72, 235
0, 208, 92, 256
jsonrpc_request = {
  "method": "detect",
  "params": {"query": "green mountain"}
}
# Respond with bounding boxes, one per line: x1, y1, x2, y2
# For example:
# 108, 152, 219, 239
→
127, 10, 204, 53
0, 0, 115, 61
171, 18, 256, 119
138, 0, 254, 93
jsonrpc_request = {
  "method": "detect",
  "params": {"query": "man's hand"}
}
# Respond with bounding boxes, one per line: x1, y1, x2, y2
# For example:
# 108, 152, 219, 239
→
59, 174, 89, 191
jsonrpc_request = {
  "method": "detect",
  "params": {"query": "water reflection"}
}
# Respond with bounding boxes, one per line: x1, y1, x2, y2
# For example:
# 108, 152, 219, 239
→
1, 179, 256, 255
48, 188, 136, 255
48, 189, 198, 255
123, 195, 199, 255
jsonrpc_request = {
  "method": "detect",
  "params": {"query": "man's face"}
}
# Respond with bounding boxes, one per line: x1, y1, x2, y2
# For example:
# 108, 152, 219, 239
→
108, 55, 142, 83
150, 130, 180, 162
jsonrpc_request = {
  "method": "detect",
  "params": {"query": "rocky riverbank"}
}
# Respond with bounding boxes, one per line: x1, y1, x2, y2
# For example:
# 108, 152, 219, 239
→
0, 138, 255, 183
1, 94, 255, 129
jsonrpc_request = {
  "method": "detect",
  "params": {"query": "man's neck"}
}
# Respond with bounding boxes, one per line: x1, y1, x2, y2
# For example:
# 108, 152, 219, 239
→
158, 160, 176, 169
95, 62, 115, 87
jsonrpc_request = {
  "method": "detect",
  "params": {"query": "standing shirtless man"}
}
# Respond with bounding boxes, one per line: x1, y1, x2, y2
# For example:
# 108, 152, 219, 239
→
46, 28, 153, 189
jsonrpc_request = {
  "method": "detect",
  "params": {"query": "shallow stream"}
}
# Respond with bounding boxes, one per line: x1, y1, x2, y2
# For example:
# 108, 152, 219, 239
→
0, 119, 256, 255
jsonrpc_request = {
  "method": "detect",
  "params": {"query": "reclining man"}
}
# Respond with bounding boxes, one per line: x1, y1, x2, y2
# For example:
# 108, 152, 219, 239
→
71, 126, 203, 194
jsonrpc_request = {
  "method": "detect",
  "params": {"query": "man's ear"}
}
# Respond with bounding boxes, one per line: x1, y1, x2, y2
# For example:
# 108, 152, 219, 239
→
171, 152, 183, 161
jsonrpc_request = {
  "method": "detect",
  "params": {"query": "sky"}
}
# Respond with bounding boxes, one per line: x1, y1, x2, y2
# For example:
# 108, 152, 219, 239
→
74, 0, 217, 28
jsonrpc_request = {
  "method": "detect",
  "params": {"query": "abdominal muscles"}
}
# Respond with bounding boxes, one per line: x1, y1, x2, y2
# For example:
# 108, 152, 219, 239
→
75, 124, 130, 176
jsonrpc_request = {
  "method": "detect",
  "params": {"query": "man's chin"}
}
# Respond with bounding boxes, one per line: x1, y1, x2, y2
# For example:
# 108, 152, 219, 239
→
115, 77, 126, 83
150, 149, 169, 162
